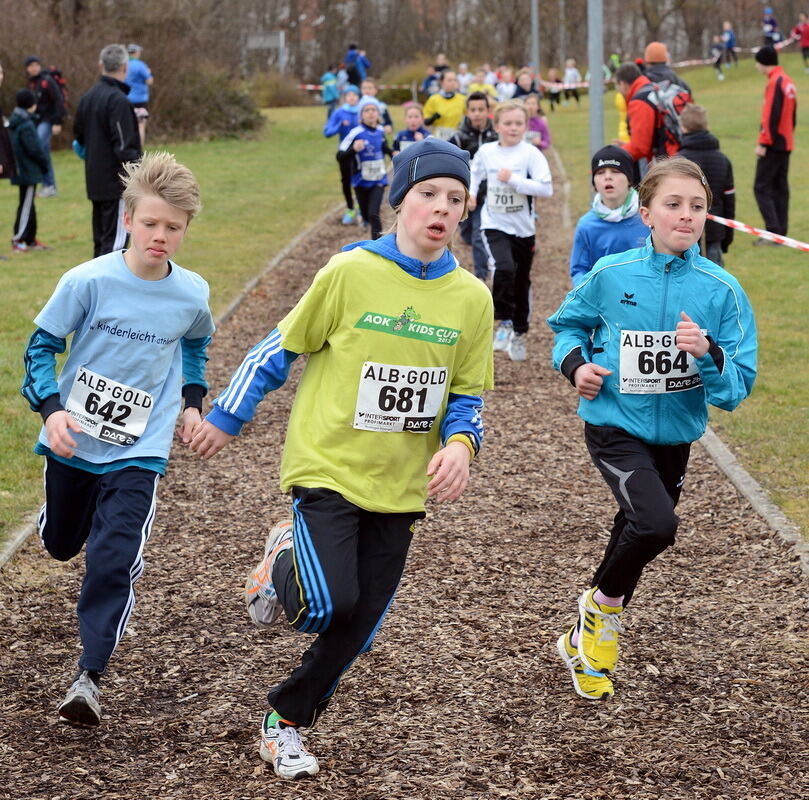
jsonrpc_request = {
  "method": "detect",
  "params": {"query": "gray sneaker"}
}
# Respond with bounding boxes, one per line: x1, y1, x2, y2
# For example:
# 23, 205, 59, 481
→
58, 670, 101, 726
260, 713, 320, 779
245, 520, 293, 627
508, 333, 527, 361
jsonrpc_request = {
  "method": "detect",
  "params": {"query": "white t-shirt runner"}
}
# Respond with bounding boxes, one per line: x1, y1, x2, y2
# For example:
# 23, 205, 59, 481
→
470, 140, 553, 237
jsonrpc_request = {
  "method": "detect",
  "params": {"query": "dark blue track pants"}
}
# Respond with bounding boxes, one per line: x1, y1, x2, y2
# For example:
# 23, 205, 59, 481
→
39, 457, 160, 673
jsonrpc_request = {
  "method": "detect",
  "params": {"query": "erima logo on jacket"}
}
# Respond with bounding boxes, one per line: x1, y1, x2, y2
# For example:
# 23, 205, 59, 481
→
620, 292, 637, 306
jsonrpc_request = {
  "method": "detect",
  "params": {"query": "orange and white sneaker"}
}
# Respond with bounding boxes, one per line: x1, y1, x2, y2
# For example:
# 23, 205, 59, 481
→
245, 520, 293, 628
260, 713, 319, 780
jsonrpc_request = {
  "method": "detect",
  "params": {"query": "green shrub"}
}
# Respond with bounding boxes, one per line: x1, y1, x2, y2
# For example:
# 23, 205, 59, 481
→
377, 58, 428, 106
152, 66, 264, 140
249, 70, 311, 108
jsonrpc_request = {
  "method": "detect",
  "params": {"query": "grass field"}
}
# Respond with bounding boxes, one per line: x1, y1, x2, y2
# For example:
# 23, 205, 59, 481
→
545, 50, 809, 535
0, 107, 342, 536
0, 56, 806, 540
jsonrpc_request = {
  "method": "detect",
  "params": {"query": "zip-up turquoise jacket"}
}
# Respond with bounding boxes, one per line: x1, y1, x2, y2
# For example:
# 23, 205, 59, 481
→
547, 238, 757, 446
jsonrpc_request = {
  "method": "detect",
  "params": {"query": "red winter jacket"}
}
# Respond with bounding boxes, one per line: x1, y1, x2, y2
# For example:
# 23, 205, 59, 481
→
621, 75, 656, 163
758, 66, 797, 152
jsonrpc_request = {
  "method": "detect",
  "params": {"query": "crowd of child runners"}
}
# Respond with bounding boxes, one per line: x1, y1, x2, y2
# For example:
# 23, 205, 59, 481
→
19, 35, 765, 784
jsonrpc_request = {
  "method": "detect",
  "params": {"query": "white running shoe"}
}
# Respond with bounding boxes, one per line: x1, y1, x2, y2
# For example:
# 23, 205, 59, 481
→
245, 520, 293, 628
260, 713, 320, 780
493, 321, 513, 352
508, 332, 527, 361
58, 670, 101, 726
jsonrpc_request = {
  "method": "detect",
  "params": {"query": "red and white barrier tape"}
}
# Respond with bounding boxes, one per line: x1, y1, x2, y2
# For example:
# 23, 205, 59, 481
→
707, 213, 809, 252
299, 82, 411, 91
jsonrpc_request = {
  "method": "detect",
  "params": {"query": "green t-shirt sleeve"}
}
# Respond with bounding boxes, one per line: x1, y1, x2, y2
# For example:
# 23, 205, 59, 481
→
277, 262, 340, 354
450, 291, 495, 395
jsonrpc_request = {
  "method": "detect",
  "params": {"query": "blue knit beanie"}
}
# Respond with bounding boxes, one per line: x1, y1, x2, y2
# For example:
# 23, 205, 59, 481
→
388, 137, 470, 208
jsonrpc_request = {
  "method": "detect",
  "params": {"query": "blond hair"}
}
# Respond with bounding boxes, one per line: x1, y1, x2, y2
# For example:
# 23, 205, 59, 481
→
679, 103, 708, 133
638, 157, 712, 209
493, 99, 528, 124
122, 151, 202, 221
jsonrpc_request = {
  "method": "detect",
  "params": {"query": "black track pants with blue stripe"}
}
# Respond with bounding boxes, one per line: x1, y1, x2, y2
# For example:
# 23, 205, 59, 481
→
268, 486, 420, 727
39, 457, 160, 673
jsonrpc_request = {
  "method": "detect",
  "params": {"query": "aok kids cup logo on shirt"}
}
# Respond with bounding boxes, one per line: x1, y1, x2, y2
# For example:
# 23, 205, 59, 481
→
355, 307, 460, 346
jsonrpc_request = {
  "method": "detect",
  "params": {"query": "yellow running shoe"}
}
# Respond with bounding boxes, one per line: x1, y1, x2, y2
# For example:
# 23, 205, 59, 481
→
556, 627, 614, 700
577, 587, 624, 674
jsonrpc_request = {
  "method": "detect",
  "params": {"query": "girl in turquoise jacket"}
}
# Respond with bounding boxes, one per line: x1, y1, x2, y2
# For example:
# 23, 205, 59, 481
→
547, 157, 757, 702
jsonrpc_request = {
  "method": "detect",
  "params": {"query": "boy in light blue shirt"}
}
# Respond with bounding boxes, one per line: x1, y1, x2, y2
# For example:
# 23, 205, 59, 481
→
20, 152, 214, 728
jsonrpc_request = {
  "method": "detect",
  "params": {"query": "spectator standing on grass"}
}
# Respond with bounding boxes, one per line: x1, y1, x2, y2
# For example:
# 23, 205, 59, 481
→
24, 55, 64, 198
548, 157, 757, 702
190, 137, 493, 782
73, 44, 142, 257
563, 58, 582, 106
0, 62, 18, 192
343, 44, 370, 86
791, 12, 809, 73
762, 7, 781, 46
643, 42, 691, 95
126, 44, 153, 146
752, 45, 797, 243
722, 21, 739, 68
711, 35, 725, 81
450, 91, 499, 281
9, 89, 50, 252
20, 151, 214, 728
678, 104, 735, 266
320, 65, 339, 119
613, 62, 655, 181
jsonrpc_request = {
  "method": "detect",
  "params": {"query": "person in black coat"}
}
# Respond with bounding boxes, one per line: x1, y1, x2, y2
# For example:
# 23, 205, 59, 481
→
678, 104, 735, 266
24, 56, 65, 196
73, 44, 142, 257
9, 90, 50, 251
0, 63, 18, 184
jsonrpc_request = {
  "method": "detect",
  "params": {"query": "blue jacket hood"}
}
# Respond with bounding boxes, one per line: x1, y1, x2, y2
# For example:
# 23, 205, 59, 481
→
342, 233, 458, 279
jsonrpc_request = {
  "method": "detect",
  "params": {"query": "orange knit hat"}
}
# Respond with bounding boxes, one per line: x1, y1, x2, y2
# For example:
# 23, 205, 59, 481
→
644, 42, 669, 63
